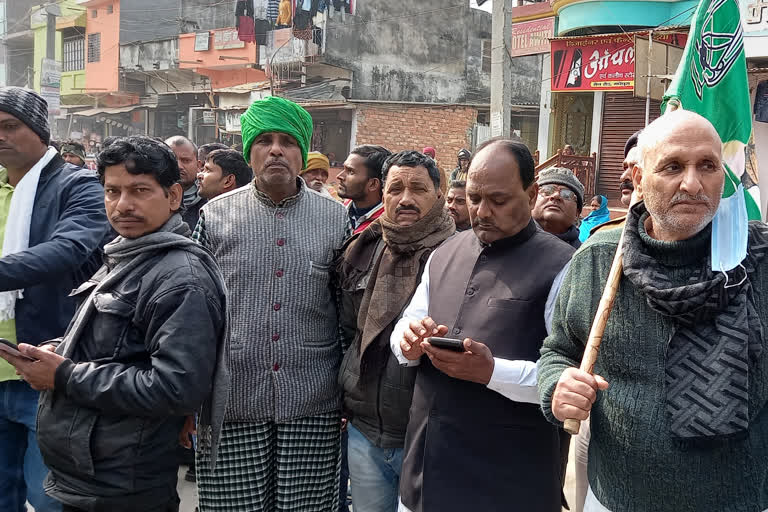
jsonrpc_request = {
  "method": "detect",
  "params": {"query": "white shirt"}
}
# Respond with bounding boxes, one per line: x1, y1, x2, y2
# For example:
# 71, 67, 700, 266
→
389, 252, 570, 404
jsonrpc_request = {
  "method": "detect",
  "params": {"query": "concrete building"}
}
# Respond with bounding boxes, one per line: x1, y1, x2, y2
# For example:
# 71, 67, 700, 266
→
59, 0, 492, 165
0, 0, 35, 88
176, 0, 492, 169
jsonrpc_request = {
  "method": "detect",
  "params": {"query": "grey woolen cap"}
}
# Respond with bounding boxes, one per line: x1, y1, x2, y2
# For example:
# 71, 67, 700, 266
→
537, 166, 585, 211
0, 86, 50, 144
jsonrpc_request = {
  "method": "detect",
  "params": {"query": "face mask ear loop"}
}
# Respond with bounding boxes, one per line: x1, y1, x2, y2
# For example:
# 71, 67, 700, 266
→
722, 263, 748, 289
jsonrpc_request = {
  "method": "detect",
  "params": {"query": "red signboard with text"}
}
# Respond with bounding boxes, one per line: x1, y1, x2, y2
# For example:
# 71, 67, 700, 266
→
551, 33, 687, 91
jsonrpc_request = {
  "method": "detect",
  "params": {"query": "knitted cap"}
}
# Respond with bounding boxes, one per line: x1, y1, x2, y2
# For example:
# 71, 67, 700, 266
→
537, 166, 585, 211
0, 87, 50, 144
301, 152, 330, 175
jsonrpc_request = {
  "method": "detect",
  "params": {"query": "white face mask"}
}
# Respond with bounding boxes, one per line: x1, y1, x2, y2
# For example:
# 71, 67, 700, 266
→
711, 183, 748, 273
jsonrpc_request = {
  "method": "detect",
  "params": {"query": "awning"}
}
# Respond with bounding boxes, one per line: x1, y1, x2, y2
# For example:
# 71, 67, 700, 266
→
72, 105, 152, 117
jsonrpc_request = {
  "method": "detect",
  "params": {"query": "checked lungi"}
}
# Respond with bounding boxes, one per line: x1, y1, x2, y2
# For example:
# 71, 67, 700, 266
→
197, 412, 341, 512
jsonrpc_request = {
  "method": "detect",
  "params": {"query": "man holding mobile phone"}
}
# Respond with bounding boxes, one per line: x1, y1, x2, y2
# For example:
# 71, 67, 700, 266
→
0, 137, 228, 512
390, 139, 574, 512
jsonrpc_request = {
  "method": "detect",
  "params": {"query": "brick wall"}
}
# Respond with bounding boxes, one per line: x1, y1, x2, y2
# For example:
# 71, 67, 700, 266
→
354, 104, 479, 189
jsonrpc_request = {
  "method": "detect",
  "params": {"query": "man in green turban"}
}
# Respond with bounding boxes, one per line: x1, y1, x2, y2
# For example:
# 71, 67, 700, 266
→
195, 95, 349, 511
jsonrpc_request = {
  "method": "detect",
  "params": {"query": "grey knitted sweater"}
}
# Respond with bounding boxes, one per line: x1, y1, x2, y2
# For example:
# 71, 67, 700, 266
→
195, 179, 348, 422
538, 223, 768, 512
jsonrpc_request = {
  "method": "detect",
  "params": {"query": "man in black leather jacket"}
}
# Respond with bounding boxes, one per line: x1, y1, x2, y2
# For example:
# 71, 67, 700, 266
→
1, 137, 228, 512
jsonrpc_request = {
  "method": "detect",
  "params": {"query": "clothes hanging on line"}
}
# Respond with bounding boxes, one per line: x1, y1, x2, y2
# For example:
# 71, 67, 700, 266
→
276, 0, 293, 26
255, 18, 270, 45
237, 15, 256, 41
267, 0, 280, 23
253, 0, 267, 19
236, 0, 254, 17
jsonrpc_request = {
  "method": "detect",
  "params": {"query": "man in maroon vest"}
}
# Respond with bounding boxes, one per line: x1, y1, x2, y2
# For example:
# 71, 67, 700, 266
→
390, 139, 574, 512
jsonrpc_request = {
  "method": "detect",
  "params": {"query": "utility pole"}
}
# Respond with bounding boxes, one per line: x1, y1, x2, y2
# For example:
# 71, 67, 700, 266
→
43, 3, 61, 137
46, 10, 55, 61
490, 0, 514, 138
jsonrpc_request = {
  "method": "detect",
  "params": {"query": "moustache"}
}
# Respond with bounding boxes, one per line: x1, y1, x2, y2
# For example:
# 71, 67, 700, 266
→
264, 159, 290, 170
670, 193, 711, 205
619, 181, 634, 192
472, 219, 495, 229
112, 215, 144, 223
396, 205, 420, 214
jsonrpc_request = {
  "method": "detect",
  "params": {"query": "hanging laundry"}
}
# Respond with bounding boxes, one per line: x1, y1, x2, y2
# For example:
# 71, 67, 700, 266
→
276, 0, 293, 27
267, 0, 280, 23
253, 0, 267, 19
294, 0, 312, 29
235, 0, 254, 17
309, 0, 321, 17
254, 18, 270, 45
333, 0, 350, 13
238, 15, 256, 41
312, 26, 323, 46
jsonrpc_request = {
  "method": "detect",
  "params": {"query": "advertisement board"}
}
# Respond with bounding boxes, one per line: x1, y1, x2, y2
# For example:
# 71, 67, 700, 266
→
509, 18, 555, 57
551, 33, 687, 92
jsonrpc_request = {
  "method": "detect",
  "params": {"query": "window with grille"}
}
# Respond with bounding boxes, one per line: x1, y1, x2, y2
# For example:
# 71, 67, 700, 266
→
63, 35, 85, 71
91, 9, 98, 18
481, 39, 491, 73
88, 33, 101, 63
106, 4, 113, 14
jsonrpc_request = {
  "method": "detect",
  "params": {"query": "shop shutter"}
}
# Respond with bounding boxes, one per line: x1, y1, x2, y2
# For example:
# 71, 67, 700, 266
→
596, 92, 661, 200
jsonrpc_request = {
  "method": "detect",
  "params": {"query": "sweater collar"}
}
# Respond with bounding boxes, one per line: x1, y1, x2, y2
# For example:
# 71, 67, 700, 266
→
251, 177, 305, 208
636, 209, 711, 267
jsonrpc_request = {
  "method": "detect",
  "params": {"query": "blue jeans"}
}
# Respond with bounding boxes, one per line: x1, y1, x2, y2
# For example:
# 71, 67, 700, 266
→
0, 380, 61, 512
347, 423, 404, 512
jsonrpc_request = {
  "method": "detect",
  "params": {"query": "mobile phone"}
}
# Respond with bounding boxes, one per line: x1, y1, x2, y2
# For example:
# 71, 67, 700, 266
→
427, 337, 466, 352
0, 338, 36, 361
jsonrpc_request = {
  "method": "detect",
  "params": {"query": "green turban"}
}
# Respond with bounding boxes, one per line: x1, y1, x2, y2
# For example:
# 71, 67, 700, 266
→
240, 96, 314, 168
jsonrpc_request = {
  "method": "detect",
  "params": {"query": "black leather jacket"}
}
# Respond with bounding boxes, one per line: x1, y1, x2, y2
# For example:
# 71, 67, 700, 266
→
37, 247, 225, 511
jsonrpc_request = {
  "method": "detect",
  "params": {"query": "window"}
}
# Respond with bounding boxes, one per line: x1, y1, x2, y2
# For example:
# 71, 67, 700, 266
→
88, 33, 101, 63
91, 9, 98, 18
481, 39, 491, 73
63, 34, 85, 71
106, 4, 113, 14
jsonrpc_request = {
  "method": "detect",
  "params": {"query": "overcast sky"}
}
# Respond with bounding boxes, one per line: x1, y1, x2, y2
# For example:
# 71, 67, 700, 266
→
470, 0, 493, 12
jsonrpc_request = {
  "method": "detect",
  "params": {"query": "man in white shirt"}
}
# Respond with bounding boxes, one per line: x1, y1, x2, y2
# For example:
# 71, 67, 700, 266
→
391, 139, 574, 512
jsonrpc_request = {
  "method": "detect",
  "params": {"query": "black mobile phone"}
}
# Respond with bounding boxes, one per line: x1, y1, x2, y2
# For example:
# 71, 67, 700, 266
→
427, 337, 466, 352
0, 338, 36, 361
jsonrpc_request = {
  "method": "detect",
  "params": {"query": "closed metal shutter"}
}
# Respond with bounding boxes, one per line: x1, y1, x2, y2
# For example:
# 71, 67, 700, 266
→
596, 92, 661, 199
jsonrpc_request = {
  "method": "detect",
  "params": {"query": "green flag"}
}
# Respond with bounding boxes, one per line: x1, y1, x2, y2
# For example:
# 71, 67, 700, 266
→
662, 0, 761, 219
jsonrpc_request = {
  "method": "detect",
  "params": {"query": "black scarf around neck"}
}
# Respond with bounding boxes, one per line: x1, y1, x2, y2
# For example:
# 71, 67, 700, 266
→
623, 202, 768, 439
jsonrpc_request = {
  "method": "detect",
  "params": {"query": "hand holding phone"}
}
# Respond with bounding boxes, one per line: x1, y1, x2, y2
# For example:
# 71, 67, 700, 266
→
0, 339, 36, 362
427, 337, 466, 352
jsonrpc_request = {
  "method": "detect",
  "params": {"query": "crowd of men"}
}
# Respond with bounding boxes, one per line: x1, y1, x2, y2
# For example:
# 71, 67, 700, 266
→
0, 84, 767, 512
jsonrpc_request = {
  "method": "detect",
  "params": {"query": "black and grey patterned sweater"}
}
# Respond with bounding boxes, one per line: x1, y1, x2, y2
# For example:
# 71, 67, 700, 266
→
195, 178, 349, 422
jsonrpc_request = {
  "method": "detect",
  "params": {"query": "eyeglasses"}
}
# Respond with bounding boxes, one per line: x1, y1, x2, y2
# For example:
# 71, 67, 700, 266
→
539, 184, 578, 202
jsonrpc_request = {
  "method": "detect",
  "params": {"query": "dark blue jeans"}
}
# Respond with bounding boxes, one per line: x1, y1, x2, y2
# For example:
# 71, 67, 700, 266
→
0, 380, 61, 512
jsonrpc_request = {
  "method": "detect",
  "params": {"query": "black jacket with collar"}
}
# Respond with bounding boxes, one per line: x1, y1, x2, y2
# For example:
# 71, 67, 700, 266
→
37, 242, 226, 511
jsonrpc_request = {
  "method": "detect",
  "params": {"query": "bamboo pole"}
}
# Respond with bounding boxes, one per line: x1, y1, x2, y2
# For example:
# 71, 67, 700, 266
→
563, 226, 626, 435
